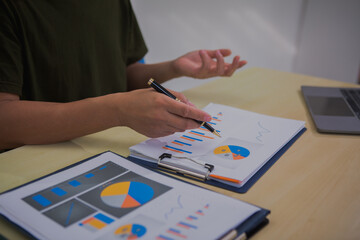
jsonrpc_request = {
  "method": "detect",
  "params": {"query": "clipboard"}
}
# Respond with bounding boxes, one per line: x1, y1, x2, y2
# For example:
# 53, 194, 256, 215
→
128, 128, 306, 193
0, 151, 270, 240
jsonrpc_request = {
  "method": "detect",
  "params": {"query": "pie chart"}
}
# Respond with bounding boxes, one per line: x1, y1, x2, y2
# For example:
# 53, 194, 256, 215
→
100, 181, 154, 208
114, 223, 146, 239
213, 145, 250, 160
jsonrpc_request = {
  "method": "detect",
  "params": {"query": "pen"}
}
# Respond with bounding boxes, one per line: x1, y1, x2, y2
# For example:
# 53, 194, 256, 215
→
148, 78, 221, 138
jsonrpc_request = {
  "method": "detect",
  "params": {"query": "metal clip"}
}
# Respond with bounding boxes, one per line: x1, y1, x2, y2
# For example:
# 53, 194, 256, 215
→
158, 153, 214, 182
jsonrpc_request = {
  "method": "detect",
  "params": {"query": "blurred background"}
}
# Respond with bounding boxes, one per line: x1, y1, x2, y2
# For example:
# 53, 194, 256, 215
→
132, 0, 360, 91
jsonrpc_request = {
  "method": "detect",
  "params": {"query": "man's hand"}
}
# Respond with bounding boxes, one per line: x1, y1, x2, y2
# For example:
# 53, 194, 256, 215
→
116, 88, 211, 138
172, 49, 247, 79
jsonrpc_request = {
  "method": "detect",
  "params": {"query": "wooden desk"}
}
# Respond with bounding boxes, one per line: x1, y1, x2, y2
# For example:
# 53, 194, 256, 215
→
1, 68, 359, 239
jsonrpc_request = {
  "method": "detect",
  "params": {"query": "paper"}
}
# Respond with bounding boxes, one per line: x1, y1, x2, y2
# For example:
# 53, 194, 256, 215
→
130, 103, 305, 187
0, 152, 261, 240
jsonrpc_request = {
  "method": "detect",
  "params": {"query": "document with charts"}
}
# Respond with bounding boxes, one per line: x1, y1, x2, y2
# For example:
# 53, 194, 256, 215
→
0, 152, 269, 240
130, 103, 305, 189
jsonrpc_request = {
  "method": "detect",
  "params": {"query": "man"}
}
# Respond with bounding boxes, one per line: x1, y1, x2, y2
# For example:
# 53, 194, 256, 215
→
0, 0, 246, 150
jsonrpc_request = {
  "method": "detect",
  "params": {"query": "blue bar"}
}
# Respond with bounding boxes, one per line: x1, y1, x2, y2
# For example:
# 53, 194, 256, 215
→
174, 140, 191, 146
32, 194, 51, 207
190, 130, 204, 135
165, 145, 192, 154
99, 165, 107, 170
208, 122, 216, 125
169, 228, 181, 233
179, 221, 197, 229
94, 213, 114, 224
212, 117, 219, 119
158, 235, 174, 240
200, 126, 221, 132
182, 135, 203, 142
51, 187, 67, 196
85, 173, 94, 178
68, 180, 81, 187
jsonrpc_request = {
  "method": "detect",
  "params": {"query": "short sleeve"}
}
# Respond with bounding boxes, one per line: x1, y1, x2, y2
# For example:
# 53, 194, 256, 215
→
125, 1, 148, 66
0, 0, 23, 96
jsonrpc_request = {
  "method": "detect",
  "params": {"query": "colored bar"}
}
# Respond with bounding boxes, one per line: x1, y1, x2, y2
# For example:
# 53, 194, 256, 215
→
207, 122, 216, 125
174, 140, 192, 146
177, 221, 197, 229
163, 147, 184, 153
68, 180, 81, 187
186, 215, 198, 220
181, 135, 203, 142
196, 210, 204, 216
189, 131, 214, 139
32, 194, 51, 207
88, 218, 106, 229
51, 187, 67, 196
198, 127, 210, 132
172, 141, 183, 146
190, 130, 204, 135
167, 228, 187, 238
180, 136, 195, 142
85, 173, 94, 178
199, 126, 221, 132
99, 165, 107, 170
164, 145, 192, 154
94, 213, 114, 224
204, 204, 209, 209
157, 235, 174, 240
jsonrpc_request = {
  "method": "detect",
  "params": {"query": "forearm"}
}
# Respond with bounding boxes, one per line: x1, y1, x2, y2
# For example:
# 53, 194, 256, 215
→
126, 61, 181, 90
0, 95, 119, 149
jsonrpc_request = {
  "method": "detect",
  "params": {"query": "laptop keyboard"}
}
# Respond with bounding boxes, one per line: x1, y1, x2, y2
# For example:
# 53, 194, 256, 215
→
341, 89, 360, 119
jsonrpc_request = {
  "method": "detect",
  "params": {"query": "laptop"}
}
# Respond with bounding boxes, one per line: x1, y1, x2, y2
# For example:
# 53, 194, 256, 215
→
301, 85, 360, 134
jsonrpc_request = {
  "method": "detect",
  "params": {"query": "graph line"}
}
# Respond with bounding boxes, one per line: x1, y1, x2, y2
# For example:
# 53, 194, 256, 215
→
165, 195, 183, 220
65, 202, 75, 226
256, 121, 271, 142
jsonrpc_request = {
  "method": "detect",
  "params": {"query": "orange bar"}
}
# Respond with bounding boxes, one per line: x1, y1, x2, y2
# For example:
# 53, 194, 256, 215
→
82, 217, 95, 224
172, 141, 183, 146
180, 136, 195, 141
209, 174, 241, 184
211, 118, 221, 122
197, 128, 211, 132
163, 147, 184, 153
189, 132, 214, 139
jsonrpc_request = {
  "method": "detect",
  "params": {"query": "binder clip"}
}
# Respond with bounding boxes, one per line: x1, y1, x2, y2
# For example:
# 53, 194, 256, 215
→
158, 153, 214, 181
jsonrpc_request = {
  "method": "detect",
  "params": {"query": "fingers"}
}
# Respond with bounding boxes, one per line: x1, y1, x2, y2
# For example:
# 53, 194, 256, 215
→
122, 89, 212, 138
170, 90, 196, 107
200, 49, 246, 77
199, 50, 212, 75
224, 57, 247, 76
206, 49, 232, 58
215, 50, 225, 76
168, 99, 211, 123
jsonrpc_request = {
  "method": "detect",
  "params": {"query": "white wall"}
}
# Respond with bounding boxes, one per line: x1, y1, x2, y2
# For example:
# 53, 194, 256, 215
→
132, 0, 360, 91
294, 0, 360, 83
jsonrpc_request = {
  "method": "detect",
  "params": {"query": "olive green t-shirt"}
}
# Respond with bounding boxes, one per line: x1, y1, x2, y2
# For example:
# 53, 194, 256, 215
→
0, 0, 147, 102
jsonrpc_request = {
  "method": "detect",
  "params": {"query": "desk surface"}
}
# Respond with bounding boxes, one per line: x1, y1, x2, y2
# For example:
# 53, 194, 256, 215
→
1, 68, 359, 239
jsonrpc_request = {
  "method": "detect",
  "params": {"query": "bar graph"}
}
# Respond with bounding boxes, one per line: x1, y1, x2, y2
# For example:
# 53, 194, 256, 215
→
79, 213, 114, 232
156, 203, 209, 239
161, 112, 223, 155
